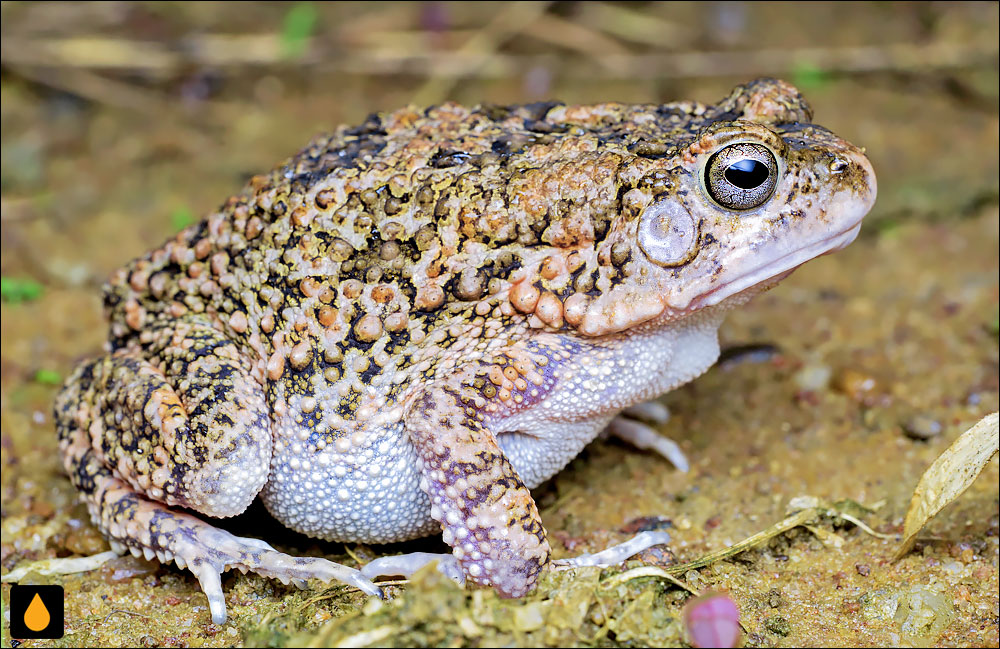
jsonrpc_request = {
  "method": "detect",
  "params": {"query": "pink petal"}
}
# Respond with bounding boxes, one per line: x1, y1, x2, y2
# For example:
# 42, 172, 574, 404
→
684, 593, 742, 648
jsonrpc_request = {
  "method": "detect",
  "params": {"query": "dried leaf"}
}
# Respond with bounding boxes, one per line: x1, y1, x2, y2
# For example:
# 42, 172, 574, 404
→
894, 412, 999, 560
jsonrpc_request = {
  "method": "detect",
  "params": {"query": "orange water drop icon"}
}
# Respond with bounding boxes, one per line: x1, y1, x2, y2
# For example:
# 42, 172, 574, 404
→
24, 592, 51, 632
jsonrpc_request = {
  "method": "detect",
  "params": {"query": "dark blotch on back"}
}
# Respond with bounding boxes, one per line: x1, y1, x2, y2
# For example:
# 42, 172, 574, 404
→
430, 149, 473, 168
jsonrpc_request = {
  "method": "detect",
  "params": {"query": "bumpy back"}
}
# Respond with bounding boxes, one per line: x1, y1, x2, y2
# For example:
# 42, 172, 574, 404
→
102, 80, 815, 367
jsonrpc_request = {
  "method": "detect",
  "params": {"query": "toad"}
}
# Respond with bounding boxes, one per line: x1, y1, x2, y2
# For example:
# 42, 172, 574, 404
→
55, 78, 876, 623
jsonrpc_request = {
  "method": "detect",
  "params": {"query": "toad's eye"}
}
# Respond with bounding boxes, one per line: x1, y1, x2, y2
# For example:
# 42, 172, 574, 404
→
705, 143, 778, 210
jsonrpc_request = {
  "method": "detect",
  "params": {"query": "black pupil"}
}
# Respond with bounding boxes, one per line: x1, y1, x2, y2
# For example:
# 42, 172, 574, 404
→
724, 159, 769, 189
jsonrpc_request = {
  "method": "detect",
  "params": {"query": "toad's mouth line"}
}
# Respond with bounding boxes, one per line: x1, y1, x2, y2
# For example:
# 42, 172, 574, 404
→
687, 221, 863, 311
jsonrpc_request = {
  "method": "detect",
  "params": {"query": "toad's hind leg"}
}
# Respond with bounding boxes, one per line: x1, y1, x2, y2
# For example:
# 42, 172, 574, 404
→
54, 320, 378, 623
56, 320, 273, 517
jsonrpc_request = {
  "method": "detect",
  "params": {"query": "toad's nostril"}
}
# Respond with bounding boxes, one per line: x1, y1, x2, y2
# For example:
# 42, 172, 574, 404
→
829, 158, 849, 173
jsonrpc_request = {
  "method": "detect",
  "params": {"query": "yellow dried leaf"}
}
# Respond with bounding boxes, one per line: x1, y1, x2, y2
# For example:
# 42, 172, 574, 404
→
894, 412, 999, 560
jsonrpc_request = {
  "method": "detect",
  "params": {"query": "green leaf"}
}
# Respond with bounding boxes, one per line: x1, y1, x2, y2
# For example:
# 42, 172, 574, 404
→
282, 2, 318, 60
34, 369, 63, 386
170, 206, 196, 232
1, 276, 44, 303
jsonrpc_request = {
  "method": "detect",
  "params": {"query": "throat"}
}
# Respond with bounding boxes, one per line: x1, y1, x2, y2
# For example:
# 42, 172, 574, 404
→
614, 308, 725, 407
499, 309, 726, 431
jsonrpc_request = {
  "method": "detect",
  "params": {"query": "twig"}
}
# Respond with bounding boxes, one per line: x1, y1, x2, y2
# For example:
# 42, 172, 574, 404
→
4, 62, 165, 112
602, 565, 699, 595
661, 508, 819, 575
575, 1, 696, 49
520, 13, 631, 72
102, 609, 150, 624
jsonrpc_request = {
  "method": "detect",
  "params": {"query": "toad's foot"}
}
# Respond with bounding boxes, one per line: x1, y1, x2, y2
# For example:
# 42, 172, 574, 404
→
609, 402, 689, 472
362, 553, 466, 585
174, 528, 381, 624
91, 476, 381, 624
77, 472, 379, 624
155, 526, 379, 624
553, 530, 672, 568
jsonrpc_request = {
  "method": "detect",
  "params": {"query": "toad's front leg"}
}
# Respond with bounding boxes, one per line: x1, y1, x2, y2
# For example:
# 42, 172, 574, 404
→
365, 356, 674, 597
403, 365, 551, 597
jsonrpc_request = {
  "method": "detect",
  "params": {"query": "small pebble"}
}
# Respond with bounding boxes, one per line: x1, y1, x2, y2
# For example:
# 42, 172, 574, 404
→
63, 525, 110, 556
793, 362, 832, 391
29, 499, 54, 518
834, 368, 878, 401
620, 515, 673, 533
902, 415, 942, 440
942, 561, 965, 575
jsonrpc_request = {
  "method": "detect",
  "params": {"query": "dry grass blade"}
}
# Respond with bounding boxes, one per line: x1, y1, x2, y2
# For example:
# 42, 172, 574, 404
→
602, 566, 699, 595
2, 550, 118, 582
661, 508, 819, 575
893, 412, 999, 560
521, 13, 631, 71
643, 497, 891, 576
574, 1, 694, 49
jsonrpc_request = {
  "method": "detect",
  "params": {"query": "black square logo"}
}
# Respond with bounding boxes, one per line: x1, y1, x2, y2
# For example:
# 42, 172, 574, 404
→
9, 585, 64, 639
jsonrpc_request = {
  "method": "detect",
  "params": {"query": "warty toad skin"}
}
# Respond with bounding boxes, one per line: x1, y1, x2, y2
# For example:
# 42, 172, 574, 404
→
54, 78, 876, 624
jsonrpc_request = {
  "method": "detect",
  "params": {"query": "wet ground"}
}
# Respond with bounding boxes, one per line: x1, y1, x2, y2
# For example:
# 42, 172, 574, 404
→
2, 2, 998, 647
